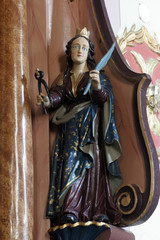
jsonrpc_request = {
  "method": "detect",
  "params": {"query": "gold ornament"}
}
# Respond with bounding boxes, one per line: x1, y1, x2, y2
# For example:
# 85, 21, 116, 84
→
117, 25, 160, 163
116, 25, 160, 59
76, 27, 90, 39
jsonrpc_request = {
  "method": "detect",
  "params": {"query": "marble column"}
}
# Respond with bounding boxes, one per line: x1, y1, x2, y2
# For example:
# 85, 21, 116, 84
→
0, 0, 33, 239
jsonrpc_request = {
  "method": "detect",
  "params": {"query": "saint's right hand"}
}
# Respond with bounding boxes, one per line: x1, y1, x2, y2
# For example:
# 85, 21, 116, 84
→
37, 93, 51, 107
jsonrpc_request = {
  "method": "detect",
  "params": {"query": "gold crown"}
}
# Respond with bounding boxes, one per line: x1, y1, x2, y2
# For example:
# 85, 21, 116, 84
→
76, 27, 90, 39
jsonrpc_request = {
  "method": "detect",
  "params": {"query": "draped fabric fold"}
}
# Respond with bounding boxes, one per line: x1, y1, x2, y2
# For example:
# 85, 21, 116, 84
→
47, 72, 121, 220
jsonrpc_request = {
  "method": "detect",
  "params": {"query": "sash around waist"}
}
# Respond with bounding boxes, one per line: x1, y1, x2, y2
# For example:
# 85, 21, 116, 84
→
51, 101, 91, 125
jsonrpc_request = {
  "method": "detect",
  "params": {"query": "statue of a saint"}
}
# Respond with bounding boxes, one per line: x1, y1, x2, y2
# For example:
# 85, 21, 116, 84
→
37, 27, 122, 226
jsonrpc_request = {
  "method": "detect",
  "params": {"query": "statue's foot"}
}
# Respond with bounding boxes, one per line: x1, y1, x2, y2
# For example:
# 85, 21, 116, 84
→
60, 213, 78, 225
94, 214, 110, 223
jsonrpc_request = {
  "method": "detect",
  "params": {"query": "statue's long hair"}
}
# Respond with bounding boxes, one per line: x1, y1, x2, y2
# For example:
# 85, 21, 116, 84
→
65, 35, 96, 74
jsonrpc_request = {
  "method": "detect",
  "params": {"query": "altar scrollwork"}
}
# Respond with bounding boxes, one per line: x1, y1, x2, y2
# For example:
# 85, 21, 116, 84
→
117, 24, 160, 58
114, 184, 142, 225
90, 0, 160, 229
117, 25, 160, 163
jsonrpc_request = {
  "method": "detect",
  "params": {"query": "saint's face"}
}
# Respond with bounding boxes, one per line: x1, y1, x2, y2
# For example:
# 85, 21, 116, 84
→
71, 37, 89, 65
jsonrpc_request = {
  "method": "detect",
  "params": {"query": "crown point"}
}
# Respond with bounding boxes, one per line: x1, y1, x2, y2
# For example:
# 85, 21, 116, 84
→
76, 27, 90, 39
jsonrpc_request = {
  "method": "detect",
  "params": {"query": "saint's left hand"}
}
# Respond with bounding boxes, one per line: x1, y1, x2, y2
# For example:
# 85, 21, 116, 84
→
89, 70, 101, 90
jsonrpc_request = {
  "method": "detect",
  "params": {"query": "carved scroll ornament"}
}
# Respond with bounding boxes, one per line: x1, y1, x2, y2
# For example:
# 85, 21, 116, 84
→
91, 0, 160, 226
117, 25, 160, 163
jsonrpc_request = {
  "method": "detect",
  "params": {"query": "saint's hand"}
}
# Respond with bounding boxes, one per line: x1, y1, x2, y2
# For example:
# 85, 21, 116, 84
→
89, 70, 101, 90
37, 93, 51, 107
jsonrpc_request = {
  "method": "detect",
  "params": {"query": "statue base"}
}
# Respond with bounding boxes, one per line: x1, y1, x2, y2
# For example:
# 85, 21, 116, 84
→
49, 221, 135, 240
96, 225, 135, 240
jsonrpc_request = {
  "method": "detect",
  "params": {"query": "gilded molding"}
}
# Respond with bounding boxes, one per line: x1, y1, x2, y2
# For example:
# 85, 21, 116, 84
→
116, 184, 138, 215
130, 51, 160, 137
90, 0, 160, 226
157, 147, 160, 162
49, 221, 110, 232
117, 24, 160, 60
117, 25, 160, 162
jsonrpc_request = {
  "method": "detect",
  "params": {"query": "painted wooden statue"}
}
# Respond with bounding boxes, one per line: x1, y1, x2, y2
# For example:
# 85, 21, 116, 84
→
37, 27, 122, 227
